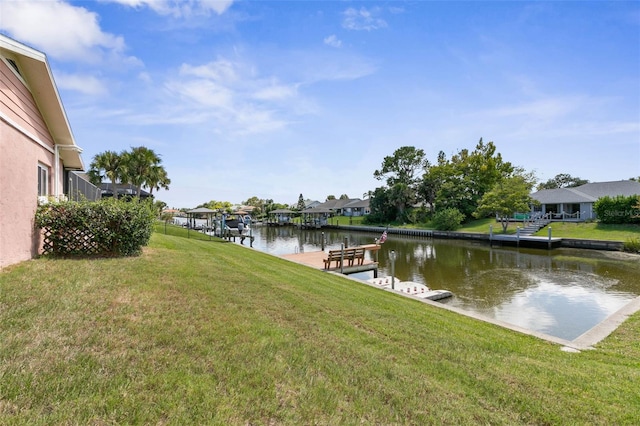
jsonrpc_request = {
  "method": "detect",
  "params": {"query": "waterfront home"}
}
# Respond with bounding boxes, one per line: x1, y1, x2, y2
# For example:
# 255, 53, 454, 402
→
0, 35, 88, 268
531, 180, 640, 221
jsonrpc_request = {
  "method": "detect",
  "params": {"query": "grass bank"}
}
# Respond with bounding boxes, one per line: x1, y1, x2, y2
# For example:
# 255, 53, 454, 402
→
533, 222, 640, 241
2, 233, 639, 424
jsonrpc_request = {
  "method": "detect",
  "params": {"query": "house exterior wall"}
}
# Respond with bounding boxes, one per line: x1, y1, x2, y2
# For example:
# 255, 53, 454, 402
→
539, 202, 595, 221
0, 59, 60, 268
580, 202, 594, 220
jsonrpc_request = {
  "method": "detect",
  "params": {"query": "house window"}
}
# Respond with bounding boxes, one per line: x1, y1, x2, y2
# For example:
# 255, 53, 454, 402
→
37, 164, 49, 196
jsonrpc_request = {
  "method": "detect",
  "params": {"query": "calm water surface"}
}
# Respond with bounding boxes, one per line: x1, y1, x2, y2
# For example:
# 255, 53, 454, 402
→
240, 225, 640, 341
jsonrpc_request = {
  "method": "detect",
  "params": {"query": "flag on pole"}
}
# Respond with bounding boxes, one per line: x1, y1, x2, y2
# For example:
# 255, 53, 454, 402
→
379, 229, 387, 244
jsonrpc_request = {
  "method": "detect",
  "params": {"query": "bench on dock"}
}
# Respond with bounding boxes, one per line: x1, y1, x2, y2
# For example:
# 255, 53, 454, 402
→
323, 248, 366, 269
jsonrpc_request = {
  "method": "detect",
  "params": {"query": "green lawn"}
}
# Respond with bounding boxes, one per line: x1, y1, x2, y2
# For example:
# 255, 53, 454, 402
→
1, 232, 639, 424
533, 222, 640, 241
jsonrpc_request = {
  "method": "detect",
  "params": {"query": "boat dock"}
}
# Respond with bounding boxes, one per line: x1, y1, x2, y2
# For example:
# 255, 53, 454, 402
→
282, 244, 381, 276
489, 234, 562, 249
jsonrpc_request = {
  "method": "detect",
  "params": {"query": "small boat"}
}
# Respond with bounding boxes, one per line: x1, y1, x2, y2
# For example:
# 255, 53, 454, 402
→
222, 214, 252, 229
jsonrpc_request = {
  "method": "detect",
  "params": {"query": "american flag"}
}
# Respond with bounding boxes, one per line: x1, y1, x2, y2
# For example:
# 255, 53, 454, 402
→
379, 230, 387, 244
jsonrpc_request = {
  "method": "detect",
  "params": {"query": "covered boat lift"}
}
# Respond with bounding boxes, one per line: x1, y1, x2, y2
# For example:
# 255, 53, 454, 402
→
267, 209, 296, 226
185, 207, 219, 239
300, 207, 333, 229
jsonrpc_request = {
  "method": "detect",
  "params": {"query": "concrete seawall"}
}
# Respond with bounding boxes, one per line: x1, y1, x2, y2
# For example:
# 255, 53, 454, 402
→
560, 238, 624, 251
332, 225, 627, 252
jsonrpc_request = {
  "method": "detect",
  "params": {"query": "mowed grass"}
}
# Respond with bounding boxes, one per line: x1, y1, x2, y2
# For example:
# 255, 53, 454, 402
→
534, 222, 640, 241
1, 233, 640, 424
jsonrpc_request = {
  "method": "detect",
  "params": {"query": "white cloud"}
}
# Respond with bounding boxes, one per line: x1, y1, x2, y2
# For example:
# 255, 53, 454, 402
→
159, 58, 293, 135
342, 7, 388, 31
54, 72, 109, 96
103, 0, 235, 18
276, 49, 377, 83
0, 0, 130, 64
324, 34, 342, 48
180, 59, 238, 83
138, 71, 152, 83
252, 82, 298, 101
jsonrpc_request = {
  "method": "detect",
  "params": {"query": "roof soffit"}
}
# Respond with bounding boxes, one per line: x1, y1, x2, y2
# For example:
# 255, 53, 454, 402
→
1, 35, 83, 169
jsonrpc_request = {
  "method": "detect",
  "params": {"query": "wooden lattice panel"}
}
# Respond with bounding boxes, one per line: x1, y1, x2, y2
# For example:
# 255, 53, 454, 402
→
41, 227, 106, 255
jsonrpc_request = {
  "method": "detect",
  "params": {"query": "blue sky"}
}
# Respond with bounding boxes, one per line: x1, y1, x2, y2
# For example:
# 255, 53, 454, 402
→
1, 1, 638, 208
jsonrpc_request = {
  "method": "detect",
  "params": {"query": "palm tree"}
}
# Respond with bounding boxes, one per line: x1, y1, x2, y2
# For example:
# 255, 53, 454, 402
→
120, 146, 163, 199
145, 165, 171, 195
88, 150, 122, 199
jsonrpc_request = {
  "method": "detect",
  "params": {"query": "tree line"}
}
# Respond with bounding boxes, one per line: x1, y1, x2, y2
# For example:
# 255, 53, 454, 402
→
367, 139, 538, 231
88, 140, 631, 231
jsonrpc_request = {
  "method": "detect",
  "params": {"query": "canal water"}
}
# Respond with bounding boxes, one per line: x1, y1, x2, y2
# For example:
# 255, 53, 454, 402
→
244, 225, 640, 341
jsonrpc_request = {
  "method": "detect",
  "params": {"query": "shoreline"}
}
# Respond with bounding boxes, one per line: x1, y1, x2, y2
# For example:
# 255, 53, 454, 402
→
331, 224, 636, 253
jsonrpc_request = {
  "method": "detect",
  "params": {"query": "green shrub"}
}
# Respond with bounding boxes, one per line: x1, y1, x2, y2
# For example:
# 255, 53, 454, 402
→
35, 198, 156, 256
432, 207, 464, 231
594, 195, 640, 224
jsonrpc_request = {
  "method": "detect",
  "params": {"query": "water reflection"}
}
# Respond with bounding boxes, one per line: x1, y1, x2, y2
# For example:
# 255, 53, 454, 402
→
245, 226, 639, 341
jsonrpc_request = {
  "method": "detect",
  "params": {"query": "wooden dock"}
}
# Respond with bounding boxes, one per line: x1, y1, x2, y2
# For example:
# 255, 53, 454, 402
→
282, 244, 381, 275
490, 234, 562, 249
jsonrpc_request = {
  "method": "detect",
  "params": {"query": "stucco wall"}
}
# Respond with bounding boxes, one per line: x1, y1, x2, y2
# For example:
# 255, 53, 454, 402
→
0, 59, 59, 268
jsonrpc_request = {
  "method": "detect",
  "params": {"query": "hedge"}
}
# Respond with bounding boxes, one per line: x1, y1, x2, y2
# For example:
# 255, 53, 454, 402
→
35, 198, 156, 256
594, 195, 640, 224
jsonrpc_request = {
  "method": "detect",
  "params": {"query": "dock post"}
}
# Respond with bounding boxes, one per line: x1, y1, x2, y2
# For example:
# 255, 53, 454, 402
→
516, 227, 520, 248
343, 237, 348, 249
548, 226, 552, 249
390, 250, 396, 290
340, 243, 345, 274
321, 232, 325, 251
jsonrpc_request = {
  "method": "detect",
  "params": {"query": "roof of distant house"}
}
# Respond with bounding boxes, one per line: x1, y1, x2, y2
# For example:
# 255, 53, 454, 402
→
532, 180, 640, 204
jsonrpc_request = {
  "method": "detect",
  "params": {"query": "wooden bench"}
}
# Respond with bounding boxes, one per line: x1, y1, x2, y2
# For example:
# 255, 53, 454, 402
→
324, 248, 357, 269
353, 248, 365, 266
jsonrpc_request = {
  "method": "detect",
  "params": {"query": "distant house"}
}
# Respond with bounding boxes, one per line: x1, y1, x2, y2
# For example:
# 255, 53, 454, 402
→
0, 35, 88, 268
100, 183, 152, 200
531, 180, 640, 221
343, 198, 370, 217
305, 199, 322, 209
309, 198, 370, 217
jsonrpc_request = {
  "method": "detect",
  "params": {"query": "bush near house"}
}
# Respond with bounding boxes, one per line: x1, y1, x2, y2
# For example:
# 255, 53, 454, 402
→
594, 195, 640, 224
35, 198, 156, 256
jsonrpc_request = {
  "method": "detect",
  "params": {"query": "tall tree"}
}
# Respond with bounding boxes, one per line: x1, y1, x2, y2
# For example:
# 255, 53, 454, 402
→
373, 146, 428, 218
374, 146, 428, 188
537, 173, 588, 190
87, 150, 122, 199
145, 165, 171, 195
424, 139, 513, 220
296, 194, 306, 211
120, 146, 164, 198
